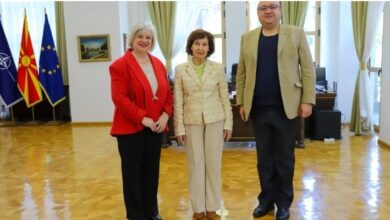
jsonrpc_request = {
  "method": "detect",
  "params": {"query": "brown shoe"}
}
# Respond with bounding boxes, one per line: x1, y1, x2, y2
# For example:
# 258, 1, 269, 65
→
206, 211, 218, 219
193, 212, 206, 220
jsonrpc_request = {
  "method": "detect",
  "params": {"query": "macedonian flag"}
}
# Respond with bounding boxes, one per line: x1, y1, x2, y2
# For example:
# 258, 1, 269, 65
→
17, 14, 42, 107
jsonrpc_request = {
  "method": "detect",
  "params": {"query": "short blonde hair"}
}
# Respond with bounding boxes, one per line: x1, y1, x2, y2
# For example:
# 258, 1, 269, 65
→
128, 22, 157, 51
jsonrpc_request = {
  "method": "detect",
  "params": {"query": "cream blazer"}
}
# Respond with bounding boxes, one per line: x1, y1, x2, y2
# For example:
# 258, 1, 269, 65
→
236, 24, 316, 120
174, 58, 233, 136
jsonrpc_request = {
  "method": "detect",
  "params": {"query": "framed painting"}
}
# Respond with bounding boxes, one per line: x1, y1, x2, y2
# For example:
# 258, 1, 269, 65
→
77, 34, 111, 62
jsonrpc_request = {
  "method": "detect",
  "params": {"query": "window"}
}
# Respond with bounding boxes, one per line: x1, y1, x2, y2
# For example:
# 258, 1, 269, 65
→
304, 1, 321, 65
304, 1, 321, 64
369, 12, 383, 128
0, 1, 56, 107
0, 1, 56, 65
248, 1, 321, 64
172, 1, 223, 69
152, 1, 224, 78
249, 0, 260, 29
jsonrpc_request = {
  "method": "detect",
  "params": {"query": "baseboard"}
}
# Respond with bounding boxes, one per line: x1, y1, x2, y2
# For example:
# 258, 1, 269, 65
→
71, 122, 112, 126
378, 139, 390, 147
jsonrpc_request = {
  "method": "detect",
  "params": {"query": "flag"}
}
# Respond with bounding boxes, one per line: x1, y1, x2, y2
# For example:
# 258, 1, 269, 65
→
39, 13, 65, 107
17, 14, 42, 108
0, 19, 23, 107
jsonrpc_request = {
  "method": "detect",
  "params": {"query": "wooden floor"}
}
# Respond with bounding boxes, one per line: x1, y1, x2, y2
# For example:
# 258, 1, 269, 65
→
1, 124, 389, 220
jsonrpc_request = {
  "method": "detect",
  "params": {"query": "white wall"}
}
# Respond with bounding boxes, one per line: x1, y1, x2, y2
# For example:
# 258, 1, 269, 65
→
61, 1, 385, 128
118, 1, 150, 56
321, 1, 358, 123
225, 1, 247, 80
63, 2, 121, 122
379, 2, 390, 145
320, 1, 339, 91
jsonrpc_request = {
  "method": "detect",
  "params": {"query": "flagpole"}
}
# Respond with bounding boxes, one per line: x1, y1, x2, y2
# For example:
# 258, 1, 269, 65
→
10, 106, 15, 124
31, 106, 35, 121
52, 106, 56, 121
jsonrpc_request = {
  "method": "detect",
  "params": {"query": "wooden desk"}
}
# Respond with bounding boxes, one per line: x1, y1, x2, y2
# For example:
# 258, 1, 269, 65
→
231, 103, 255, 140
166, 92, 336, 145
230, 93, 336, 144
296, 92, 337, 147
166, 100, 255, 142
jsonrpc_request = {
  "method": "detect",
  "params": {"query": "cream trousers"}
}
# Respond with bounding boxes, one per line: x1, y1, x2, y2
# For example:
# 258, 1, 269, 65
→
184, 120, 224, 213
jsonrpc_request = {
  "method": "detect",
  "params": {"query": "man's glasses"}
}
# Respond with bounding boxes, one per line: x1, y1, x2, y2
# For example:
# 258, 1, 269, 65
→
257, 4, 279, 12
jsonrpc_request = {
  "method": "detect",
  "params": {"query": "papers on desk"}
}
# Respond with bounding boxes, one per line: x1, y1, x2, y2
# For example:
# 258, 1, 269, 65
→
315, 84, 326, 92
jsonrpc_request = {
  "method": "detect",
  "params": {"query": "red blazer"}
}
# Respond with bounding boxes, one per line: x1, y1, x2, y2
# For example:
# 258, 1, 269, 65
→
109, 50, 173, 135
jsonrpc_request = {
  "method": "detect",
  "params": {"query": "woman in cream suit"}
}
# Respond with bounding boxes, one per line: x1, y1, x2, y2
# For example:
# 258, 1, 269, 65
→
174, 29, 232, 220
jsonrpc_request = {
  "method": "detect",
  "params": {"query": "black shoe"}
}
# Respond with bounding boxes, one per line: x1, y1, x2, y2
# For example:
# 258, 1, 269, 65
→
253, 203, 274, 217
151, 214, 163, 220
276, 207, 290, 220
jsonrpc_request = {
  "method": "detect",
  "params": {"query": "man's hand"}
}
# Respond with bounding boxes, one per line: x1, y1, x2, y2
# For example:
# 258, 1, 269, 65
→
299, 103, 313, 118
239, 106, 245, 121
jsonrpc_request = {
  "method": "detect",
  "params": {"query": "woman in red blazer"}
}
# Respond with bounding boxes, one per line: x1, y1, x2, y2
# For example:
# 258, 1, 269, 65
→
109, 22, 172, 220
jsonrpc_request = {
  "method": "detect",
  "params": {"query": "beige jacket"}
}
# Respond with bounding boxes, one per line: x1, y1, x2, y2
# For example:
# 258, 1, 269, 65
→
236, 24, 316, 120
174, 58, 233, 136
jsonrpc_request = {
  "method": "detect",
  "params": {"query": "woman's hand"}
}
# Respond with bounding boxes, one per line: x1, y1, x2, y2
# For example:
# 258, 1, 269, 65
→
177, 135, 185, 145
141, 117, 156, 132
224, 130, 232, 142
155, 112, 169, 133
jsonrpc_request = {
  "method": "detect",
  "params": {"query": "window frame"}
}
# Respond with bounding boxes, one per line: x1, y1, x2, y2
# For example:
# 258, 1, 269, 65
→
304, 1, 321, 65
169, 1, 225, 76
247, 1, 321, 65
368, 11, 384, 130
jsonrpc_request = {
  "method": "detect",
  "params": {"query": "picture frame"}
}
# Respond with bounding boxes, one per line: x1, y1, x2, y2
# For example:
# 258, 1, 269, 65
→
77, 34, 111, 62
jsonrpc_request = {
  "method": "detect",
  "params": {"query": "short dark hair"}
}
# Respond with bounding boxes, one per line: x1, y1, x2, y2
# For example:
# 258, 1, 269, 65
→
185, 29, 215, 57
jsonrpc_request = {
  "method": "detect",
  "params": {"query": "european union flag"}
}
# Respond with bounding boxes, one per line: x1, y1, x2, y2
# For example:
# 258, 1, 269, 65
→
0, 20, 23, 107
39, 13, 65, 107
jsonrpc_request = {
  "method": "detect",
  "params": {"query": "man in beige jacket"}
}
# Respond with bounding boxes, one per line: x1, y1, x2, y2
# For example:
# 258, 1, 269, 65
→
236, 1, 315, 220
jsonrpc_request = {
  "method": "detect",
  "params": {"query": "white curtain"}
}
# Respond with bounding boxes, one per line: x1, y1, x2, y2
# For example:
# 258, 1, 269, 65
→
360, 1, 385, 133
172, 1, 202, 54
0, 1, 55, 107
170, 1, 202, 79
0, 1, 55, 66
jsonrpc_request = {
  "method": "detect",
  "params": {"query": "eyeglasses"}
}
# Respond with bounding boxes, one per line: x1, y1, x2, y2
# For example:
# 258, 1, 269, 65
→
257, 4, 279, 12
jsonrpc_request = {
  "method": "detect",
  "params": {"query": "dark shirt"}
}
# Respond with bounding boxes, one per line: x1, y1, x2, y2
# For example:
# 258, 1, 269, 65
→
253, 31, 283, 107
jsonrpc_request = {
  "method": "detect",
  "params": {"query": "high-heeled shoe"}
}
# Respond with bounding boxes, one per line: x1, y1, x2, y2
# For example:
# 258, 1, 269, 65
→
206, 211, 219, 219
193, 212, 206, 220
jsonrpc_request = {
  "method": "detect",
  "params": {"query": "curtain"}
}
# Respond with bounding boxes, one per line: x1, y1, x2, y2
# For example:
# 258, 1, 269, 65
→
281, 1, 308, 27
147, 2, 176, 75
0, 1, 55, 65
350, 1, 384, 135
0, 1, 55, 108
170, 1, 202, 79
55, 1, 69, 85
